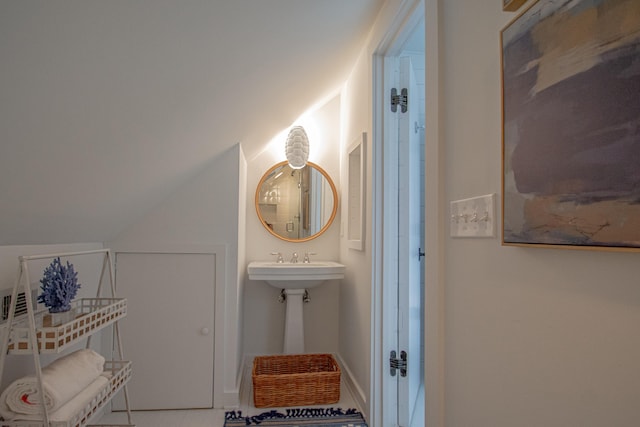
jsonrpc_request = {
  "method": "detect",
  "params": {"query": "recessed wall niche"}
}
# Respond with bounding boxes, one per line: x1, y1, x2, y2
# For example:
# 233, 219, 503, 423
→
347, 132, 366, 250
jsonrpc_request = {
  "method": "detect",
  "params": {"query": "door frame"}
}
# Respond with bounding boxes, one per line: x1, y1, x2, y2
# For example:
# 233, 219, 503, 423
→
371, 0, 444, 426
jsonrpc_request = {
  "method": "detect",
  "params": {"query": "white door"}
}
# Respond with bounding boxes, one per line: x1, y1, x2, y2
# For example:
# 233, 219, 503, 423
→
113, 252, 215, 410
397, 56, 424, 427
381, 54, 425, 427
375, 5, 427, 427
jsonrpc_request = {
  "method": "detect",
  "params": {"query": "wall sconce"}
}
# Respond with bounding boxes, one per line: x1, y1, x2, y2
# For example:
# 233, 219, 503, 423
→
285, 126, 309, 169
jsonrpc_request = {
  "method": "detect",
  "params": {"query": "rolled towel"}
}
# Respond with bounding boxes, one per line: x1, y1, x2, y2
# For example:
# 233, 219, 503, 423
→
0, 349, 104, 420
0, 375, 109, 423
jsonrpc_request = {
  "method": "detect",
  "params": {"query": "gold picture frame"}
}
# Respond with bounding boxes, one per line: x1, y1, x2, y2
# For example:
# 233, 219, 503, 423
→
503, 0, 528, 12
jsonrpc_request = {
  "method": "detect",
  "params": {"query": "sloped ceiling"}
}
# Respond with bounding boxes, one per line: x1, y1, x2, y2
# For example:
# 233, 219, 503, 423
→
0, 0, 384, 245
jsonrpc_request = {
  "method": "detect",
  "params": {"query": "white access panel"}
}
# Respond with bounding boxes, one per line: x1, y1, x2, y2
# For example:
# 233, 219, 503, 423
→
112, 252, 215, 410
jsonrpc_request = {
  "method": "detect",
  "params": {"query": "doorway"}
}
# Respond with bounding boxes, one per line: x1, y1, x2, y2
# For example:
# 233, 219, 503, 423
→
373, 6, 426, 426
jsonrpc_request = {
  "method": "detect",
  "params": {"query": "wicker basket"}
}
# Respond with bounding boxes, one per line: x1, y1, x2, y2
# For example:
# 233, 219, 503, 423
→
252, 353, 340, 408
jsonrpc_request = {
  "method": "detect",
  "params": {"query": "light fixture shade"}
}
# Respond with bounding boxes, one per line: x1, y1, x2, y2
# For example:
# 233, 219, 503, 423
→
285, 126, 310, 169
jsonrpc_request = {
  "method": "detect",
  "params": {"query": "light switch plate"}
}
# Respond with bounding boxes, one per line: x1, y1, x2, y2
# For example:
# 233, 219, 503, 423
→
450, 193, 496, 238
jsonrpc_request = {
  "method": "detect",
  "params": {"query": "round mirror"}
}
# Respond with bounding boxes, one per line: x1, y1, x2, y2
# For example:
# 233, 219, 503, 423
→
255, 161, 338, 242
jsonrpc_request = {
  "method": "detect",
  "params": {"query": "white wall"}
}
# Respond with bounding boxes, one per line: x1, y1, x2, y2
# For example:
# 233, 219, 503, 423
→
107, 144, 246, 407
0, 242, 105, 390
338, 0, 640, 425
243, 95, 342, 356
338, 51, 374, 413
439, 1, 640, 426
338, 0, 411, 417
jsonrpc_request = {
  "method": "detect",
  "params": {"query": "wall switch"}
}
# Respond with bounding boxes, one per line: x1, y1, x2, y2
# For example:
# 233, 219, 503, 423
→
450, 193, 495, 238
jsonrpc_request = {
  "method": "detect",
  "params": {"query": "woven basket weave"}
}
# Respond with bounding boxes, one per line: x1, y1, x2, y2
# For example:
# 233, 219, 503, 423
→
252, 353, 341, 408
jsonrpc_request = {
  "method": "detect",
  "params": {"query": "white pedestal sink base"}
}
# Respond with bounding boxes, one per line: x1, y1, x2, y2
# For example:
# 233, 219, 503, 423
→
247, 261, 345, 355
283, 289, 306, 354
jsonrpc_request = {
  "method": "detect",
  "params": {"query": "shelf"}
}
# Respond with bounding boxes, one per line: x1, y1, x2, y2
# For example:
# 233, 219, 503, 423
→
0, 250, 133, 427
1, 360, 132, 427
4, 299, 127, 354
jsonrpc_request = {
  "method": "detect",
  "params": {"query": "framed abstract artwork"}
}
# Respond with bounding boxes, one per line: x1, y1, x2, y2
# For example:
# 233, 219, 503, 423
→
501, 0, 640, 251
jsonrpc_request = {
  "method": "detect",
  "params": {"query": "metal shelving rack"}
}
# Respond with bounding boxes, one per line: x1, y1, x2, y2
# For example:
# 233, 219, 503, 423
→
0, 249, 134, 427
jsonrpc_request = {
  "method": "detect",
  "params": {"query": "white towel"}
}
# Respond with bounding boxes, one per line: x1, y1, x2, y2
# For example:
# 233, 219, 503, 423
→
0, 375, 109, 423
0, 349, 105, 420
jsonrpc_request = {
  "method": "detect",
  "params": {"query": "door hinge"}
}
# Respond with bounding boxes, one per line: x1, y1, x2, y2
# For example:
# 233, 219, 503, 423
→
391, 88, 408, 113
390, 350, 407, 377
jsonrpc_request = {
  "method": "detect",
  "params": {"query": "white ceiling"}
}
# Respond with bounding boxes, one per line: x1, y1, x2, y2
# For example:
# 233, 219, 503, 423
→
0, 0, 384, 245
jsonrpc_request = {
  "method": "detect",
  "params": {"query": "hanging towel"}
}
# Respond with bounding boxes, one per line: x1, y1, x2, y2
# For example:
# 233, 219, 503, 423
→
0, 349, 104, 420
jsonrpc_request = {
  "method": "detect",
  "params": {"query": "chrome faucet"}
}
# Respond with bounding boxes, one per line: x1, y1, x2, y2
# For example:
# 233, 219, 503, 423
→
303, 252, 317, 263
290, 252, 299, 263
271, 252, 284, 263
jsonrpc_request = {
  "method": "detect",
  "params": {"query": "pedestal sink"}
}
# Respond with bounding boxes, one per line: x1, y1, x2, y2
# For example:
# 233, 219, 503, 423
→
247, 261, 345, 354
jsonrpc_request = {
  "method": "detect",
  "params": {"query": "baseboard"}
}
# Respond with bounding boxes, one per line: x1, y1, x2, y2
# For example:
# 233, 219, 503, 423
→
335, 353, 367, 414
219, 355, 246, 409
222, 391, 240, 409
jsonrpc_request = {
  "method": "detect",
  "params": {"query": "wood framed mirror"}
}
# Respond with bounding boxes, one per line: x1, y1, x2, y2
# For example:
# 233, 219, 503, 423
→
255, 161, 338, 242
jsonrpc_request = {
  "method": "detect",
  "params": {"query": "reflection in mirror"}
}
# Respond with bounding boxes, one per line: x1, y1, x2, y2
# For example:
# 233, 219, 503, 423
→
255, 161, 337, 242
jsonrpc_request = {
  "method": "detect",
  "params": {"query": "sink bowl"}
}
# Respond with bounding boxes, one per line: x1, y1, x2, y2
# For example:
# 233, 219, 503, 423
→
247, 261, 345, 289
